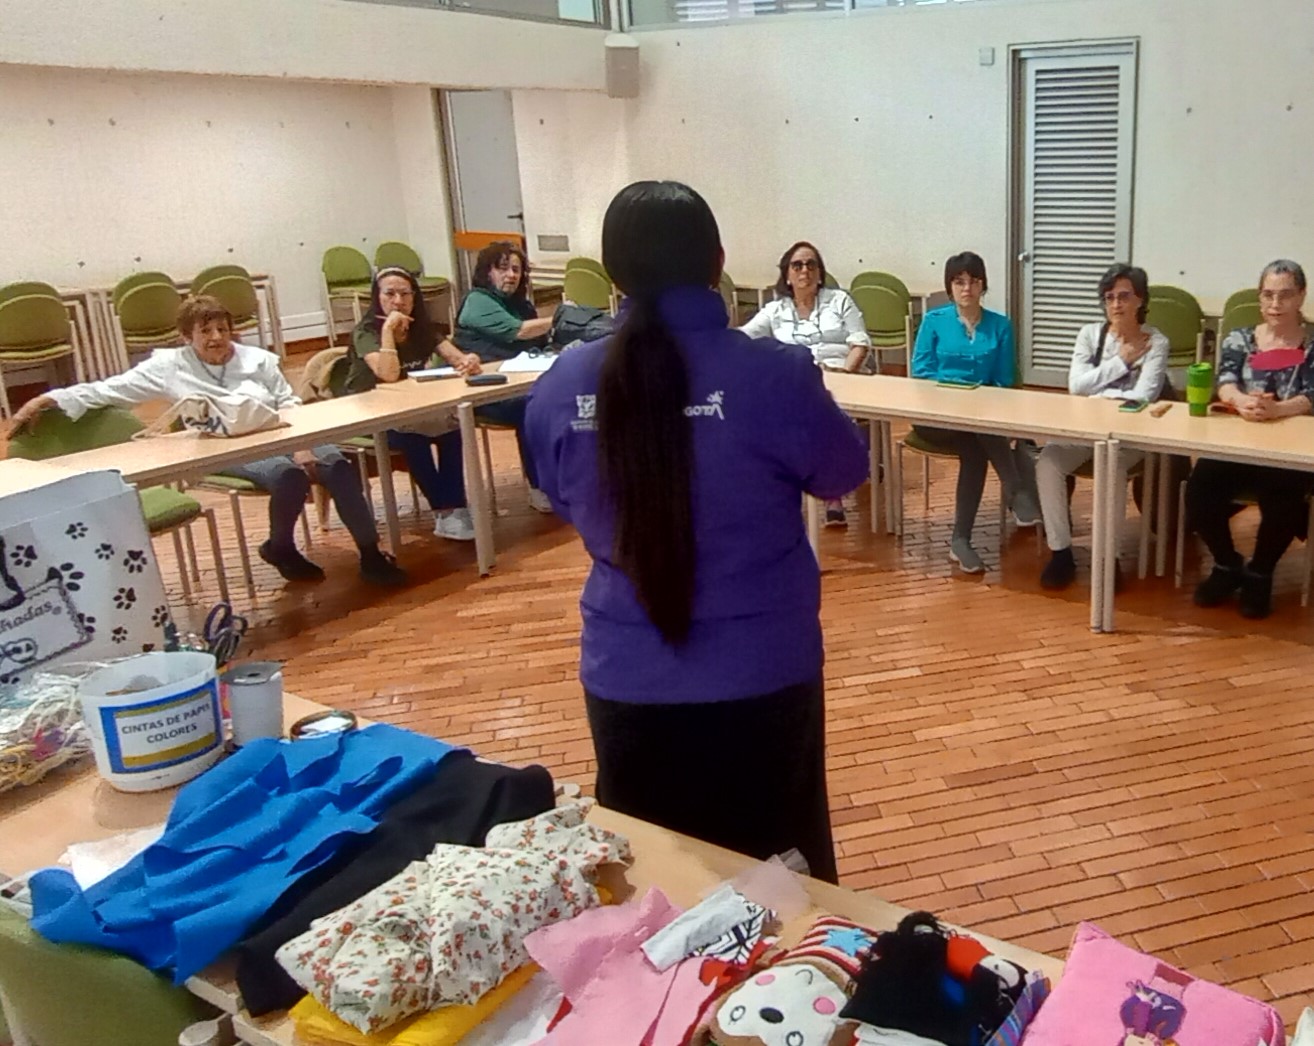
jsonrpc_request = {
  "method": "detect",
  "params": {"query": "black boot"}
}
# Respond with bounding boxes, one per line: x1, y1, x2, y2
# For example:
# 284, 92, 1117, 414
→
259, 540, 325, 582
1040, 547, 1077, 590
1193, 564, 1242, 607
1238, 567, 1274, 620
360, 545, 407, 587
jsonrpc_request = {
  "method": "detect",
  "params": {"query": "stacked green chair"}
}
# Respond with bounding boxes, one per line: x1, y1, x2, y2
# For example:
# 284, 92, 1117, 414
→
0, 902, 210, 1046
374, 241, 454, 331
321, 246, 374, 346
0, 281, 83, 420
1218, 287, 1262, 354
111, 271, 184, 362
850, 278, 912, 375
8, 407, 229, 604
193, 264, 266, 350
562, 266, 613, 312
1147, 285, 1206, 369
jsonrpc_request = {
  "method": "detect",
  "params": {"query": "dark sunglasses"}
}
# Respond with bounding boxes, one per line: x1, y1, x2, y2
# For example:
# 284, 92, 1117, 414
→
789, 259, 819, 272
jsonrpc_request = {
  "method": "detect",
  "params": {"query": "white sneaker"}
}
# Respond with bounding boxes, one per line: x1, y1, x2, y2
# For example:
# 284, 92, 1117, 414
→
433, 508, 475, 541
528, 488, 553, 514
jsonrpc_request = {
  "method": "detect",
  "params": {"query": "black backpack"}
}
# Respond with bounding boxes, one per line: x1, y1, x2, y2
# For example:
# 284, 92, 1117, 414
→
550, 303, 614, 351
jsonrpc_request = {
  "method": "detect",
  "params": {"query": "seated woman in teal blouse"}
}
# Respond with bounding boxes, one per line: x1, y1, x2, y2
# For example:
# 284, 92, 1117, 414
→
910, 251, 1040, 574
451, 241, 554, 513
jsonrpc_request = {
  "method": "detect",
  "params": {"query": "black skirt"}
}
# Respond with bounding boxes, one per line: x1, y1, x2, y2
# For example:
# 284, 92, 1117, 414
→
585, 675, 837, 884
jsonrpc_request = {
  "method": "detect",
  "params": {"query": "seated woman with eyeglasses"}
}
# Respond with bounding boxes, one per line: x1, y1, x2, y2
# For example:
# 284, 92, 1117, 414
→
449, 241, 555, 513
910, 251, 1041, 574
1185, 259, 1314, 619
1036, 264, 1169, 591
740, 241, 871, 525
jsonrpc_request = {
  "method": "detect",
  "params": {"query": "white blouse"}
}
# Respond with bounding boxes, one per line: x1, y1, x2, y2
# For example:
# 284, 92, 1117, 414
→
739, 287, 871, 369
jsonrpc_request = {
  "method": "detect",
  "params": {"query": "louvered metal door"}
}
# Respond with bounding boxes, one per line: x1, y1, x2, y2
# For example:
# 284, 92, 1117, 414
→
1014, 43, 1138, 387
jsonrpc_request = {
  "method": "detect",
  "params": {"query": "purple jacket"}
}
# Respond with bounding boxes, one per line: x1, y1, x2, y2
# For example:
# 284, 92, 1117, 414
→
525, 287, 868, 704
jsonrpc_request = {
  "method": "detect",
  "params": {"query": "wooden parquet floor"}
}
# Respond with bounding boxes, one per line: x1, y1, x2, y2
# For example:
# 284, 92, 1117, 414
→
141, 414, 1314, 1029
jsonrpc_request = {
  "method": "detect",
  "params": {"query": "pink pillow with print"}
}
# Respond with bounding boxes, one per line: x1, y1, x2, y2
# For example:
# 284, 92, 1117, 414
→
1021, 923, 1284, 1046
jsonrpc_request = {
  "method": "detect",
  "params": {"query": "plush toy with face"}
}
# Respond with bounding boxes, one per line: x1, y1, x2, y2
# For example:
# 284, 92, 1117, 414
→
690, 916, 877, 1046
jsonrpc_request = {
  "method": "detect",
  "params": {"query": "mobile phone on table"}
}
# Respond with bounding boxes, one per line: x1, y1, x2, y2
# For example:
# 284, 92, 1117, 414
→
936, 379, 980, 390
465, 373, 509, 386
1118, 400, 1148, 413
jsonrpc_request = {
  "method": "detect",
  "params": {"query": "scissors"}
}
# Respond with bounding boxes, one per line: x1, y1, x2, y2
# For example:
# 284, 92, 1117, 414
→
203, 601, 248, 666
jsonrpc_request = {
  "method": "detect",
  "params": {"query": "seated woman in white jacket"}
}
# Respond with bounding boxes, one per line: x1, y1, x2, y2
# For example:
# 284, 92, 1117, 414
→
1037, 264, 1169, 591
8, 295, 406, 587
740, 241, 870, 526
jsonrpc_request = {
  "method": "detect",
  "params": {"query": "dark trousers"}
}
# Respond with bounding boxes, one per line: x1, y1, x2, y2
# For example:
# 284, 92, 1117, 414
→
913, 426, 1034, 541
475, 398, 538, 489
1186, 458, 1311, 574
585, 675, 838, 884
387, 429, 466, 512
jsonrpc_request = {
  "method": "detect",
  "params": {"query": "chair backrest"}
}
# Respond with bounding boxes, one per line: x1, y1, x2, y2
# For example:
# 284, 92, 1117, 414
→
562, 268, 613, 311
851, 271, 911, 298
192, 263, 251, 290
850, 283, 912, 337
565, 256, 610, 282
111, 271, 175, 310
0, 903, 205, 1046
1146, 289, 1204, 366
923, 290, 951, 311
9, 405, 144, 459
321, 246, 373, 289
297, 346, 349, 402
117, 281, 183, 337
0, 292, 71, 351
1223, 287, 1259, 315
1219, 300, 1263, 342
0, 281, 62, 309
718, 271, 738, 324
195, 273, 259, 325
374, 241, 425, 275
823, 271, 839, 290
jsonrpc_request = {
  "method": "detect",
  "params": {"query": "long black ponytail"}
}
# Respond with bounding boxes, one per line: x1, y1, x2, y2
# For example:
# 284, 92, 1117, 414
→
597, 181, 723, 645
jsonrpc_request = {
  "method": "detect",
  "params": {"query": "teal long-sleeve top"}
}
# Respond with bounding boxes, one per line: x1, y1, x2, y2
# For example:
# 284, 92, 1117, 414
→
910, 304, 1016, 388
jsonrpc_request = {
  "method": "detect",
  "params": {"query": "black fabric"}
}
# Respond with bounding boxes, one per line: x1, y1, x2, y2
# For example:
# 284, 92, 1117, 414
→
1185, 457, 1313, 574
550, 303, 614, 350
234, 750, 555, 1016
584, 675, 837, 884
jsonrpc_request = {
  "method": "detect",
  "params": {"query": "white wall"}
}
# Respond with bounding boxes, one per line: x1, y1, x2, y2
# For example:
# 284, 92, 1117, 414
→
0, 66, 428, 336
0, 0, 607, 91
514, 0, 1314, 310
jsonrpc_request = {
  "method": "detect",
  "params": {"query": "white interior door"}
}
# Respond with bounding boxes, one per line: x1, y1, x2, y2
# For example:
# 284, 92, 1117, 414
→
1013, 42, 1138, 387
442, 90, 527, 288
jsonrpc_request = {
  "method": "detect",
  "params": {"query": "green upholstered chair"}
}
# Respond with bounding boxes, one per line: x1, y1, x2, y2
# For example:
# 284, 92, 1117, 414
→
9, 406, 229, 603
0, 283, 83, 420
0, 902, 210, 1046
1147, 285, 1206, 370
321, 246, 374, 346
562, 267, 614, 312
374, 242, 454, 330
193, 264, 265, 350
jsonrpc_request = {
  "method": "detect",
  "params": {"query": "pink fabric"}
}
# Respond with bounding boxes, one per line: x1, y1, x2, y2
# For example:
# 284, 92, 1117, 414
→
1022, 922, 1285, 1046
526, 888, 726, 1046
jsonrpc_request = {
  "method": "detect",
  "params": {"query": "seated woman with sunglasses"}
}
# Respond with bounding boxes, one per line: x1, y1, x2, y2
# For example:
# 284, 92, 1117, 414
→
740, 241, 871, 525
1185, 259, 1314, 620
910, 251, 1040, 574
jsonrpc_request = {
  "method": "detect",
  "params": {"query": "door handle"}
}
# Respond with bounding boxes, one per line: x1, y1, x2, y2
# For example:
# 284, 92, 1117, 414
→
1017, 250, 1033, 263
507, 212, 525, 222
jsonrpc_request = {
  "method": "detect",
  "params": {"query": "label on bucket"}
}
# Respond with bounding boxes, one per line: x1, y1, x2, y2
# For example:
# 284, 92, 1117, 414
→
99, 681, 221, 774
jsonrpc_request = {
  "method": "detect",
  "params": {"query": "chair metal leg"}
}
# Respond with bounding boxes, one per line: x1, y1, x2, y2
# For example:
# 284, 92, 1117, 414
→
300, 505, 313, 549
202, 507, 230, 605
481, 427, 502, 517
1175, 480, 1187, 589
0, 366, 11, 421
355, 447, 372, 503
998, 477, 1007, 547
1155, 453, 1172, 577
229, 492, 256, 602
313, 485, 330, 530
896, 440, 907, 542
411, 473, 422, 519
1137, 453, 1155, 580
922, 455, 930, 515
182, 516, 201, 583
1303, 497, 1314, 608
169, 527, 192, 601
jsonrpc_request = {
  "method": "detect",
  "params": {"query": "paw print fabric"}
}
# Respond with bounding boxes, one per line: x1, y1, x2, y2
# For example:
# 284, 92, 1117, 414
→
276, 800, 632, 1034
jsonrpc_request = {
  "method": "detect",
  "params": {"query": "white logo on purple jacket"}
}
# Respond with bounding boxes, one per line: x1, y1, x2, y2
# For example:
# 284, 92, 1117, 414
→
684, 391, 725, 419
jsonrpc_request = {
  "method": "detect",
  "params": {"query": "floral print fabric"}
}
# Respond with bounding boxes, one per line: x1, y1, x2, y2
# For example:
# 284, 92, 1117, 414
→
275, 800, 631, 1034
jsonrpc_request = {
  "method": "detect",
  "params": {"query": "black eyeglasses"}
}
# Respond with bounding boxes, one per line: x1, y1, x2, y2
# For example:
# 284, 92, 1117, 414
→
789, 259, 819, 272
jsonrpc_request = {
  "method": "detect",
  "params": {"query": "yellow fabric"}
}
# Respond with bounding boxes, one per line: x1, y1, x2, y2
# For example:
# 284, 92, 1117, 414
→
290, 963, 540, 1046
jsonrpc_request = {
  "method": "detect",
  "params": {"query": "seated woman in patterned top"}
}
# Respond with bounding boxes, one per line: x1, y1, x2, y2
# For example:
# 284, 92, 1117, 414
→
1186, 259, 1314, 619
740, 241, 871, 526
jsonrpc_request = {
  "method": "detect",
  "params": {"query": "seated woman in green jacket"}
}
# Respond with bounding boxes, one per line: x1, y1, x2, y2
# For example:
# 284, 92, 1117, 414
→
453, 241, 554, 513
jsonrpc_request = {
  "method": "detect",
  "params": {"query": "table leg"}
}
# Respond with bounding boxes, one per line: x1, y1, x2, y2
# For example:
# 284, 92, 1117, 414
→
372, 429, 402, 556
1090, 440, 1107, 633
885, 422, 901, 537
460, 402, 496, 576
806, 495, 821, 559
868, 419, 881, 535
1137, 451, 1155, 580
1155, 451, 1171, 577
1101, 438, 1121, 633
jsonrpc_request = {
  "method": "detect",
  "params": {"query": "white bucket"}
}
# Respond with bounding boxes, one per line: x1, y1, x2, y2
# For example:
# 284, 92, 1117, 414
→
80, 651, 223, 792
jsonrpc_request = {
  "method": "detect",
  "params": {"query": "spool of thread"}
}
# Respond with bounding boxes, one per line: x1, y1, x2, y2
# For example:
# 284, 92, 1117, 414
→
222, 661, 284, 746
1186, 361, 1214, 417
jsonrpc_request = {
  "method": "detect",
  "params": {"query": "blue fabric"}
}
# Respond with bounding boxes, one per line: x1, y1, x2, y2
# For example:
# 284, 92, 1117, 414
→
525, 285, 869, 705
911, 304, 1016, 388
29, 724, 456, 983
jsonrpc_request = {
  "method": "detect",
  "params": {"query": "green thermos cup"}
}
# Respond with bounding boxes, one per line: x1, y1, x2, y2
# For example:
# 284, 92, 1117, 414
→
1186, 361, 1213, 417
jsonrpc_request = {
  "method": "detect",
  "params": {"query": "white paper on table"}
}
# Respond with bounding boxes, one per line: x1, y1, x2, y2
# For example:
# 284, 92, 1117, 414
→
63, 824, 165, 888
497, 352, 558, 374
410, 367, 459, 380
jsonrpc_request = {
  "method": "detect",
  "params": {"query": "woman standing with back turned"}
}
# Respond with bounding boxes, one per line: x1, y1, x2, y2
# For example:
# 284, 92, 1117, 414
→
526, 182, 868, 882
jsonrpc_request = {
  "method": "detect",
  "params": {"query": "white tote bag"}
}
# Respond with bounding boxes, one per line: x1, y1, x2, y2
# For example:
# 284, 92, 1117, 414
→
0, 470, 174, 690
133, 393, 285, 439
